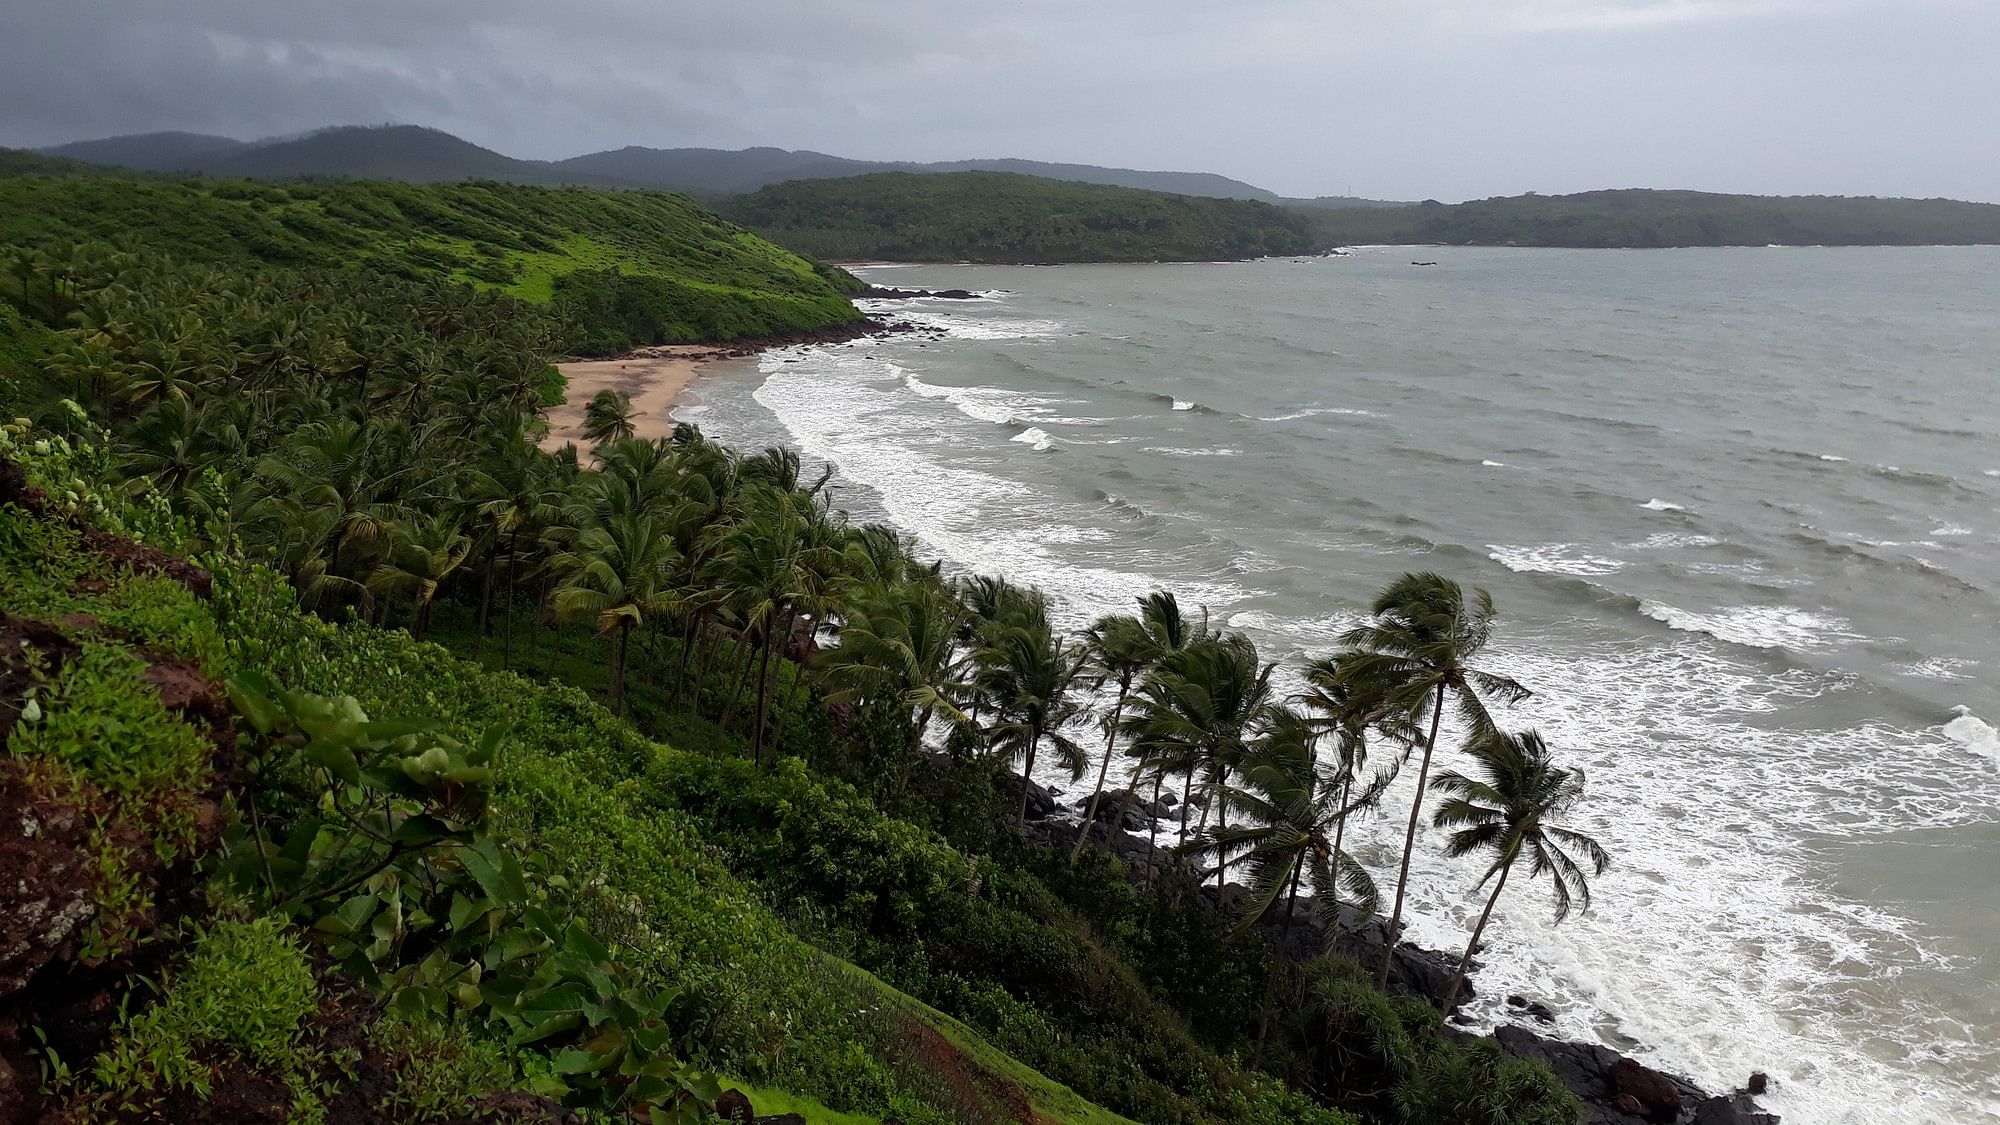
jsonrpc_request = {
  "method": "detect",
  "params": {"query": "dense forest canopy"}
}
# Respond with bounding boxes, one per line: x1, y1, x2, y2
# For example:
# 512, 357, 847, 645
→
0, 156, 866, 352
719, 171, 1334, 263
1305, 188, 2000, 248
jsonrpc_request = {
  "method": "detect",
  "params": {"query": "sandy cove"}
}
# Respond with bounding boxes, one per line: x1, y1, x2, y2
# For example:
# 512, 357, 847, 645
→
541, 345, 742, 454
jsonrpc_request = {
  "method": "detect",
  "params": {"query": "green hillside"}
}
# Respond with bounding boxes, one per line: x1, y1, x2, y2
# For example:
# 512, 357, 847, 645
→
1306, 188, 2000, 247
0, 221, 1588, 1123
0, 159, 865, 352
720, 171, 1332, 263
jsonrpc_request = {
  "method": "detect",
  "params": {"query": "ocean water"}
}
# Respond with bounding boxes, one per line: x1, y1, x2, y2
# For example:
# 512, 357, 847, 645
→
679, 247, 2000, 1124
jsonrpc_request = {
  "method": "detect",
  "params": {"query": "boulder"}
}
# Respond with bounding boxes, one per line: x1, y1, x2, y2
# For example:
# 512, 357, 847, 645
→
1610, 1056, 1683, 1122
713, 1088, 755, 1123
996, 772, 1058, 821
1506, 993, 1558, 1025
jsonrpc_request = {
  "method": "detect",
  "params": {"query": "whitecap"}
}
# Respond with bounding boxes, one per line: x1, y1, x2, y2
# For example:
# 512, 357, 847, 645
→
1257, 407, 1378, 421
1640, 498, 1687, 512
1482, 459, 1507, 468
1488, 544, 1626, 576
1930, 525, 1972, 537
1171, 399, 1197, 411
1941, 707, 2000, 769
1985, 470, 2000, 478
1902, 657, 1978, 681
1010, 427, 1054, 452
1819, 454, 1850, 462
1143, 446, 1240, 457
1633, 532, 1722, 549
1639, 602, 1858, 649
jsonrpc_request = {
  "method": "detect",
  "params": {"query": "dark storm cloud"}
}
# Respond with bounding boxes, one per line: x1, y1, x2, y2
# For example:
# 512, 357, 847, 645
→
2, 0, 1994, 201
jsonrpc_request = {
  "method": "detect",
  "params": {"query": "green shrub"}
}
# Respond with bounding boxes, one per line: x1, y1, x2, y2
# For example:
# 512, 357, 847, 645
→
89, 916, 324, 1119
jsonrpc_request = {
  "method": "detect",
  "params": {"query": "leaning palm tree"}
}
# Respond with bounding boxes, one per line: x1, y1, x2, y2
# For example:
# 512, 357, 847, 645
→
820, 575, 973, 760
1334, 572, 1530, 987
1071, 591, 1205, 862
974, 619, 1089, 827
582, 388, 642, 446
1182, 707, 1385, 947
1430, 729, 1610, 1013
1122, 631, 1275, 886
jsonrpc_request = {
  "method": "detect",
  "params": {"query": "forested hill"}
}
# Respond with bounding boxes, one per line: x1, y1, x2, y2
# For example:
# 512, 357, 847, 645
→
0, 157, 866, 352
1305, 188, 2000, 248
719, 171, 1333, 263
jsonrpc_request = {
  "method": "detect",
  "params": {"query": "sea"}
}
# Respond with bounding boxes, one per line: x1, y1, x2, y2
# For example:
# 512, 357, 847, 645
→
677, 247, 2000, 1124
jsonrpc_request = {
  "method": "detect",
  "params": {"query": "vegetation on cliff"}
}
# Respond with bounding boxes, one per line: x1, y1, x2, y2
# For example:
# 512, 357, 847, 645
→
720, 172, 1332, 263
1306, 188, 2000, 248
0, 156, 865, 353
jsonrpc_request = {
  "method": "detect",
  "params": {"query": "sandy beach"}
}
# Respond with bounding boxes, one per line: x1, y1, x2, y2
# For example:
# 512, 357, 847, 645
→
541, 345, 739, 454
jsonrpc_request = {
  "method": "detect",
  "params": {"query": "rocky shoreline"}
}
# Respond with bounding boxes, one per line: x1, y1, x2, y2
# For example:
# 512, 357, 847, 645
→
1010, 773, 1781, 1125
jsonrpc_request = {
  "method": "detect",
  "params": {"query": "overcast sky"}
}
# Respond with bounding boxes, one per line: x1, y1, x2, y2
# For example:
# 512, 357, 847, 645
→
3, 0, 1994, 202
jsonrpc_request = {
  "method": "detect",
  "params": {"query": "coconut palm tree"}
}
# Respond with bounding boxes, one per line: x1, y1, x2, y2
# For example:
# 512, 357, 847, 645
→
820, 574, 973, 761
1334, 572, 1530, 987
366, 513, 472, 639
1182, 707, 1384, 946
582, 388, 642, 446
1071, 591, 1206, 862
1430, 729, 1610, 1013
974, 617, 1089, 827
1122, 631, 1275, 887
548, 506, 680, 713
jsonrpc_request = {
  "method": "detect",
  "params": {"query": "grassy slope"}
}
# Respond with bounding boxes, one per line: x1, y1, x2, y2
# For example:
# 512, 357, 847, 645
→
1304, 188, 2000, 247
226, 565, 1140, 1124
0, 159, 865, 340
721, 170, 1331, 263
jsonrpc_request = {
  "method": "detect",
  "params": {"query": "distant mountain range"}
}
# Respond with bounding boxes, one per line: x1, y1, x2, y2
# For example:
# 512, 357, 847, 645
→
37, 124, 1407, 206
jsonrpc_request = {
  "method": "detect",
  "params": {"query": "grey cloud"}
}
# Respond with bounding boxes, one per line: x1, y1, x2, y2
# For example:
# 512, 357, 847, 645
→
1, 0, 1993, 201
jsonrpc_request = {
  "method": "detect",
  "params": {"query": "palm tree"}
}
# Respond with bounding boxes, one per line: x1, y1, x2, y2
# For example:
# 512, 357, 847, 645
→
548, 506, 680, 713
1334, 572, 1530, 987
367, 514, 472, 638
820, 575, 972, 762
1070, 592, 1203, 862
974, 618, 1088, 827
1430, 729, 1610, 1013
1122, 631, 1275, 887
1182, 707, 1384, 946
582, 388, 642, 446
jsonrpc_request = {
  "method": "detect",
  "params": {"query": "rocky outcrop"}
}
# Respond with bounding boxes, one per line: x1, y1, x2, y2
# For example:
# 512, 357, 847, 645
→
1493, 1025, 1779, 1125
865, 286, 981, 299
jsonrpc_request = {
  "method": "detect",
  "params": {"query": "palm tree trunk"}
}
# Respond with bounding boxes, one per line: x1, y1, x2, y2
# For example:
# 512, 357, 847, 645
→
753, 608, 795, 765
1214, 765, 1230, 893
1146, 771, 1165, 882
1105, 756, 1146, 863
1071, 679, 1131, 863
751, 616, 781, 766
670, 616, 699, 708
608, 618, 631, 713
501, 530, 520, 670
1380, 681, 1448, 988
1329, 775, 1352, 941
719, 633, 755, 732
1442, 856, 1513, 1015
1016, 728, 1041, 828
1178, 767, 1197, 846
474, 544, 497, 658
